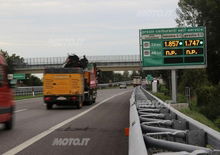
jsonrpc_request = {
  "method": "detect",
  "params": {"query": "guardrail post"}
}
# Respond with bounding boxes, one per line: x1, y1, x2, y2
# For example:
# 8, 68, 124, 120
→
171, 69, 177, 103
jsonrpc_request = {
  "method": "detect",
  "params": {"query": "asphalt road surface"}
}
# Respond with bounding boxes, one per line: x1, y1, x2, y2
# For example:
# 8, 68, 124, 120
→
0, 87, 132, 155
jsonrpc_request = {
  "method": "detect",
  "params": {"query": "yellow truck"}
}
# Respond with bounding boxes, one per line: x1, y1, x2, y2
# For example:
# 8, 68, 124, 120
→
43, 55, 98, 110
43, 68, 85, 109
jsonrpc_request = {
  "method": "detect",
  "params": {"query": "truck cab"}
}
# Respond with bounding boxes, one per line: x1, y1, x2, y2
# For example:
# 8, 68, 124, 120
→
0, 54, 14, 130
132, 76, 142, 87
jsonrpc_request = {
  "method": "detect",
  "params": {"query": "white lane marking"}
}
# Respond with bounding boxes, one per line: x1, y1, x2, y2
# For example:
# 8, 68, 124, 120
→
15, 109, 27, 113
3, 91, 129, 155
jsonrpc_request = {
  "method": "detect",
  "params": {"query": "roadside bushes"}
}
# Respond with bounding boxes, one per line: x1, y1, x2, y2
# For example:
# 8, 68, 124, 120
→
214, 117, 220, 128
178, 69, 209, 96
196, 84, 220, 122
158, 84, 169, 96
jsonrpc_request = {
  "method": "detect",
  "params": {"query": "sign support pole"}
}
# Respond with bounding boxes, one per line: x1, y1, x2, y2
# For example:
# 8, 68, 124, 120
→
171, 69, 177, 103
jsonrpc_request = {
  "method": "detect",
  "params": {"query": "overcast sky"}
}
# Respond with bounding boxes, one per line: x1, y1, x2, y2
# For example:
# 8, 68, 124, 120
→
0, 0, 179, 58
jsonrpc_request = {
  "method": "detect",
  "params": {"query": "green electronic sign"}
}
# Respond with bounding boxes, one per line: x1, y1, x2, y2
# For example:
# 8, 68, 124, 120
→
13, 73, 25, 80
146, 74, 153, 81
139, 27, 207, 70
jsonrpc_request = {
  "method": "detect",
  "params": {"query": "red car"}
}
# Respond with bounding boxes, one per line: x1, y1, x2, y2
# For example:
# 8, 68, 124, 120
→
0, 53, 14, 130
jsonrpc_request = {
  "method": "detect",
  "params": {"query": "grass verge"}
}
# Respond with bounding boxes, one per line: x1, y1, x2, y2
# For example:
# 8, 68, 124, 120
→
153, 92, 220, 132
153, 92, 171, 101
180, 108, 220, 132
15, 94, 43, 100
153, 92, 187, 103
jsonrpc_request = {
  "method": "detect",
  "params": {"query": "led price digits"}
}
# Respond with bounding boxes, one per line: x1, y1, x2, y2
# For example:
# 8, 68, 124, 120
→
184, 48, 203, 55
164, 41, 183, 47
184, 40, 203, 47
164, 49, 182, 56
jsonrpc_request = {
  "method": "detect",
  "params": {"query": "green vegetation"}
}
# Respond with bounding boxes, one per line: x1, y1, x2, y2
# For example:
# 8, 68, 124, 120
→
158, 84, 169, 96
153, 85, 187, 103
1, 50, 25, 74
180, 108, 220, 132
177, 94, 187, 103
15, 94, 43, 100
153, 89, 220, 132
170, 0, 220, 130
23, 74, 42, 86
196, 84, 220, 127
1, 49, 42, 86
153, 92, 171, 101
1, 49, 43, 86
177, 0, 220, 85
99, 71, 132, 84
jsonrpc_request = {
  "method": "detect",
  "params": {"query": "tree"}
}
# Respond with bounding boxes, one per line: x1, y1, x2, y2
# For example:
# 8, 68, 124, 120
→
1, 50, 25, 73
122, 71, 130, 81
176, 0, 200, 27
176, 0, 220, 84
23, 74, 42, 86
178, 69, 209, 95
99, 71, 114, 83
176, 0, 220, 123
114, 73, 123, 82
131, 70, 139, 77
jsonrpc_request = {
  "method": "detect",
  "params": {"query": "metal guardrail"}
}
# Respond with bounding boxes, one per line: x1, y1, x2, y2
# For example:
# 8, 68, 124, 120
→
129, 90, 148, 155
129, 86, 220, 155
14, 82, 131, 96
14, 86, 43, 96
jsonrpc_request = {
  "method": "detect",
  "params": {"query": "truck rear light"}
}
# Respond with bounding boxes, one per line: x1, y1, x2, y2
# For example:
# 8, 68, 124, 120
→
90, 80, 96, 85
71, 96, 77, 100
45, 97, 52, 101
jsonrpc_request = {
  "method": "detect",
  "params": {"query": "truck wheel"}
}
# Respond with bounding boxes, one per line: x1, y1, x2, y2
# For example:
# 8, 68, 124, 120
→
88, 100, 93, 105
4, 116, 13, 130
77, 102, 83, 109
92, 98, 96, 103
47, 104, 53, 110
88, 95, 93, 105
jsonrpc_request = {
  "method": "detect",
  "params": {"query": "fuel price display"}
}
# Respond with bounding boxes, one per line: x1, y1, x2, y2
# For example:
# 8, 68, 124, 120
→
164, 41, 183, 47
140, 27, 207, 70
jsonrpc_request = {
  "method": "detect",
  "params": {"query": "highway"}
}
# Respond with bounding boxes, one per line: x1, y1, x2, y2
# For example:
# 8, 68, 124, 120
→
0, 88, 132, 155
